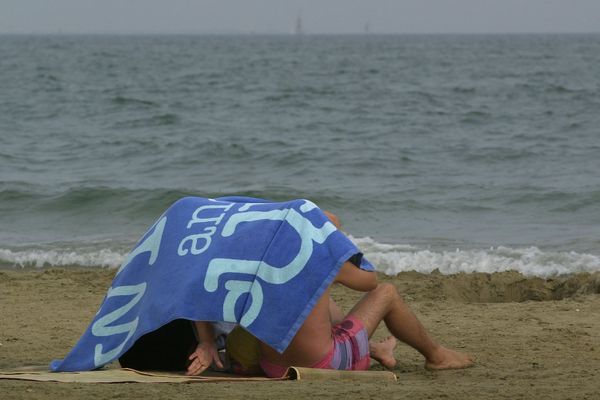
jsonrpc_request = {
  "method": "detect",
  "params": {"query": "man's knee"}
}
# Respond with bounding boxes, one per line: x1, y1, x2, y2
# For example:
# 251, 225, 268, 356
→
374, 282, 400, 300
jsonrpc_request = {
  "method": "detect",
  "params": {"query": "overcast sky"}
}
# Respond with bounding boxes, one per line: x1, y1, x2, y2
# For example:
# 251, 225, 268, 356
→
1, 0, 599, 34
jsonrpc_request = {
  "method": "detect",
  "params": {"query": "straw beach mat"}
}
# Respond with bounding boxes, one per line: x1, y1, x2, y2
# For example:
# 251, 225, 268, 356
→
0, 366, 398, 383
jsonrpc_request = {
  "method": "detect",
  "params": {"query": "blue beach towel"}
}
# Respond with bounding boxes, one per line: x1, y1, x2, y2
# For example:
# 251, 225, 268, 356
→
50, 196, 373, 372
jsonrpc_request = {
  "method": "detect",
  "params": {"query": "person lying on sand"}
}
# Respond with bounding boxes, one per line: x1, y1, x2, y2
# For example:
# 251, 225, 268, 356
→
186, 211, 474, 377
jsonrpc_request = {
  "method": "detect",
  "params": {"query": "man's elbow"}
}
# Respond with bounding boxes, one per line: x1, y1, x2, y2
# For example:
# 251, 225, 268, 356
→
363, 276, 378, 291
353, 273, 378, 292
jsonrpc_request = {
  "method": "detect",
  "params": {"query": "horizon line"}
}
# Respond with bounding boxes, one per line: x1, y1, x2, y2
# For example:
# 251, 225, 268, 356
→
1, 30, 599, 36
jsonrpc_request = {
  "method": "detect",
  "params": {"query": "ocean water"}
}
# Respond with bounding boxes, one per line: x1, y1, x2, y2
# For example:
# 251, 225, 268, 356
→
1, 33, 600, 277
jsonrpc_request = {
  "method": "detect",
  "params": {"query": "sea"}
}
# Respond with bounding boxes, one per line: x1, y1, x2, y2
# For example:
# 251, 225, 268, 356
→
1, 33, 600, 277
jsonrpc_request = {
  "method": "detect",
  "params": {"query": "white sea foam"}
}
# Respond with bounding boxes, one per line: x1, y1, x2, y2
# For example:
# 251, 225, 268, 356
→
0, 248, 125, 269
2, 238, 600, 277
350, 236, 600, 278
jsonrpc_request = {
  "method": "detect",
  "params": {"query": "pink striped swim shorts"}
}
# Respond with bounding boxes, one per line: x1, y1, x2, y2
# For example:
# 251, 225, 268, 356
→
260, 315, 370, 378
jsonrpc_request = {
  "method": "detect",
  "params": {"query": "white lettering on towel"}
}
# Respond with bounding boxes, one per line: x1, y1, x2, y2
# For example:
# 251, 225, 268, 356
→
204, 200, 336, 326
91, 283, 146, 367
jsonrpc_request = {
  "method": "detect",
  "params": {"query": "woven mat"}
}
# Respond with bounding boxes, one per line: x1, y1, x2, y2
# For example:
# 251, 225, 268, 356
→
0, 366, 397, 383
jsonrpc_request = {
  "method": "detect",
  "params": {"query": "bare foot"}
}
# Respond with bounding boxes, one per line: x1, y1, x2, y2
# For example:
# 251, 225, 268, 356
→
369, 336, 398, 369
425, 346, 474, 370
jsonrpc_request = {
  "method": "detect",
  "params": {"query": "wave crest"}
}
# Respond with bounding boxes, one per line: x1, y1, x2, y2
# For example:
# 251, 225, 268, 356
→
351, 236, 600, 278
3, 237, 600, 278
0, 248, 125, 268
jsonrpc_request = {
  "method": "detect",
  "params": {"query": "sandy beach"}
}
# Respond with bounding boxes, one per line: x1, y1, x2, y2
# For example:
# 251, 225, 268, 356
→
1, 268, 599, 399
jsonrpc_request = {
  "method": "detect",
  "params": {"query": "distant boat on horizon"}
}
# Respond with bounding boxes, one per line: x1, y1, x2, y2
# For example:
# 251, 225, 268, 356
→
293, 14, 304, 35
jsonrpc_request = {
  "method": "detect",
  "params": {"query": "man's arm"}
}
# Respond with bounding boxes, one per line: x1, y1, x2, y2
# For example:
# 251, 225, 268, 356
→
334, 261, 378, 292
323, 210, 341, 229
186, 321, 224, 376
323, 208, 377, 291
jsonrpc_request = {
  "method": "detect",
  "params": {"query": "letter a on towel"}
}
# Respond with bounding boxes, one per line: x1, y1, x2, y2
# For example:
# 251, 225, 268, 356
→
51, 196, 373, 372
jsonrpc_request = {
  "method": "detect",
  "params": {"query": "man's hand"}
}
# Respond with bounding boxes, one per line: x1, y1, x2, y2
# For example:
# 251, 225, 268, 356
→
186, 342, 223, 376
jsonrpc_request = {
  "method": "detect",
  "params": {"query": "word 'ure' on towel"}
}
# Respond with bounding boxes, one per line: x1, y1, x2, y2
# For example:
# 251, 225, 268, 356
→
51, 196, 374, 372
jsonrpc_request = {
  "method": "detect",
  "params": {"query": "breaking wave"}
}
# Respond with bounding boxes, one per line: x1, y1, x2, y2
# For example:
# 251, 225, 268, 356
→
3, 237, 600, 278
0, 248, 125, 269
351, 237, 600, 278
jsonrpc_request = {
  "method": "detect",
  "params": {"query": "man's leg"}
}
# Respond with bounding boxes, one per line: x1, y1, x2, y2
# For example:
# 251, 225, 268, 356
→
347, 283, 474, 370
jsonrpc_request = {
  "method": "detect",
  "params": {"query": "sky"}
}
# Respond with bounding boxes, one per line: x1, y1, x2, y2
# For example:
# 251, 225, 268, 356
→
1, 0, 599, 34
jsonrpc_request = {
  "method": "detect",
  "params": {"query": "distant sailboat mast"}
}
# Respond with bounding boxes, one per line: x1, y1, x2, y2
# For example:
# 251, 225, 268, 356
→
294, 13, 303, 35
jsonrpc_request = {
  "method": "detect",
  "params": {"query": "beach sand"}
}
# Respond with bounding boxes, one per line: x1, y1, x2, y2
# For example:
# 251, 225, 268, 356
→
1, 268, 599, 399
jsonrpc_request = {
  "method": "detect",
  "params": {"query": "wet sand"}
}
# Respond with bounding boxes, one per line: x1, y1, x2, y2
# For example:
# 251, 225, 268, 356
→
1, 268, 599, 399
